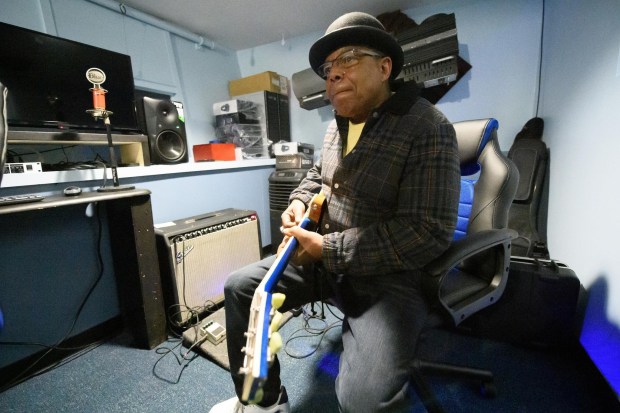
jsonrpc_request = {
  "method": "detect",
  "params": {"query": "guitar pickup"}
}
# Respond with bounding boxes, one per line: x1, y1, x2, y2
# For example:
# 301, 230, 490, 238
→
200, 320, 227, 345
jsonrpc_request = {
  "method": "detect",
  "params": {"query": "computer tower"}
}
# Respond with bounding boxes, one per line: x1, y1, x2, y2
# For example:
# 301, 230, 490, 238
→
268, 169, 307, 253
234, 90, 291, 143
155, 209, 262, 326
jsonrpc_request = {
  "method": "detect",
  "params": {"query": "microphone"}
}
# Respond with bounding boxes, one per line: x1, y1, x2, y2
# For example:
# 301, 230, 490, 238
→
86, 68, 134, 192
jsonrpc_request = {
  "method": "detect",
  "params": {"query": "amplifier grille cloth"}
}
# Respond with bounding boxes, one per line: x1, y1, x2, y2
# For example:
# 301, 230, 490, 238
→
170, 220, 260, 324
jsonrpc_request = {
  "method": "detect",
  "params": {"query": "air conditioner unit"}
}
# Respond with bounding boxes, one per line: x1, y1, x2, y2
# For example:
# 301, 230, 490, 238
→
292, 68, 330, 110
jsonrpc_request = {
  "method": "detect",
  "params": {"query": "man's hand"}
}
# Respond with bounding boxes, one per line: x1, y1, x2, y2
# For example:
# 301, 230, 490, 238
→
281, 199, 307, 229
280, 225, 323, 266
278, 198, 323, 265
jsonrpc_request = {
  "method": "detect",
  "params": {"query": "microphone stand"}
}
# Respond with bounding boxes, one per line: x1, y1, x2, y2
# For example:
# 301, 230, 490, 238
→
96, 112, 134, 192
85, 69, 134, 192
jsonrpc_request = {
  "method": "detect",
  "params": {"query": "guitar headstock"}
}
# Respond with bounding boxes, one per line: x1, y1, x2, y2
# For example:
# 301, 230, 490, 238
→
307, 192, 325, 224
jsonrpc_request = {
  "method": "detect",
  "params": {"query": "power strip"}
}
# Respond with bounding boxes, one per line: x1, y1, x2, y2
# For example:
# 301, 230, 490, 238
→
4, 162, 43, 174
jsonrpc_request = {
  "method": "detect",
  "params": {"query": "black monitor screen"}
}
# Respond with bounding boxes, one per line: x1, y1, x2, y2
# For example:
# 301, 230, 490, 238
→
1, 82, 7, 186
0, 22, 138, 133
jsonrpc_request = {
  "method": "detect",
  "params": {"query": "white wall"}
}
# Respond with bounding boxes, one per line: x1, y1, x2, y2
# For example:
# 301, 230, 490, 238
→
410, 0, 542, 149
539, 0, 620, 389
236, 0, 542, 152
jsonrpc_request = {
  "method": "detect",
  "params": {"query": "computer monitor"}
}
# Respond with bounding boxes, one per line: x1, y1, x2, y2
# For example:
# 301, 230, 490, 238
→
0, 82, 7, 187
0, 22, 139, 134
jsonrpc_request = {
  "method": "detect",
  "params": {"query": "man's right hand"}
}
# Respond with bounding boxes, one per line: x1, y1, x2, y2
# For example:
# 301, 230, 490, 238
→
281, 199, 307, 229
277, 199, 308, 258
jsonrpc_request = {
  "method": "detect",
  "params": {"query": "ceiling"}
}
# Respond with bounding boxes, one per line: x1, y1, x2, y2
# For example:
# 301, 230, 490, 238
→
118, 0, 427, 50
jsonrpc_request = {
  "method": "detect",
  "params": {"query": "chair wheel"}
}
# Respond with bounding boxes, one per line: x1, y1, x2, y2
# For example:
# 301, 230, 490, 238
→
479, 381, 497, 398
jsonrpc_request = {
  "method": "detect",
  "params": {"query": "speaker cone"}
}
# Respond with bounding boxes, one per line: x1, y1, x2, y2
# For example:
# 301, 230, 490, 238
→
156, 130, 186, 162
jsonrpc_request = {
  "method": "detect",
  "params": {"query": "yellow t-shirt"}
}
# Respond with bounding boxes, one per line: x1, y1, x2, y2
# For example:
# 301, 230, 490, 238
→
345, 120, 365, 156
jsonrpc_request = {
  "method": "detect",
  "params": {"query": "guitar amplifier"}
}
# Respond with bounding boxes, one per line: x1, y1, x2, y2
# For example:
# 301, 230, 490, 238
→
155, 208, 262, 325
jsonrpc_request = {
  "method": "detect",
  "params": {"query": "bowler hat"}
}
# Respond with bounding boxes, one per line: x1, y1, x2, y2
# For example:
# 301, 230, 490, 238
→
309, 12, 404, 79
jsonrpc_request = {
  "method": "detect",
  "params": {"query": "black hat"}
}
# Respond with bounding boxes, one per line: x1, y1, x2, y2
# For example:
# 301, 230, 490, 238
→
309, 12, 404, 79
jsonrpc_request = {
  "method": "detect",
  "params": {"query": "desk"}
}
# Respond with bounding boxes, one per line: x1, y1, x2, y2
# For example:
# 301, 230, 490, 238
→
0, 189, 167, 350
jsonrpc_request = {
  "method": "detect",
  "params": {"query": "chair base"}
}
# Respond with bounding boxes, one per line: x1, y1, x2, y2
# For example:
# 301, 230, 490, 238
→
411, 359, 496, 413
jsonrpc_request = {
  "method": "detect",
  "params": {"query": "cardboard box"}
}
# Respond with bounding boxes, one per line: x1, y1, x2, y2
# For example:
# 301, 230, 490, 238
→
193, 143, 236, 161
229, 71, 289, 97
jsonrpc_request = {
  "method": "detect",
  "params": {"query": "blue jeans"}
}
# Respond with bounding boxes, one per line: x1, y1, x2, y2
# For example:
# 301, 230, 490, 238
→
223, 255, 429, 412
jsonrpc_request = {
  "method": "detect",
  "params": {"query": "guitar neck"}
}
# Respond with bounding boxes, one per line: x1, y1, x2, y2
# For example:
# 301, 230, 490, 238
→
258, 215, 311, 292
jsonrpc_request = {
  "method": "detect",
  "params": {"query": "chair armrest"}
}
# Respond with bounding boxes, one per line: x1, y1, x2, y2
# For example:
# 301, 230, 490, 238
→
424, 229, 518, 277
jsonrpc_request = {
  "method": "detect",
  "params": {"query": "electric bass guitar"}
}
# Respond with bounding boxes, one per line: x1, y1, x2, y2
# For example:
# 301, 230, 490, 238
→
240, 192, 325, 403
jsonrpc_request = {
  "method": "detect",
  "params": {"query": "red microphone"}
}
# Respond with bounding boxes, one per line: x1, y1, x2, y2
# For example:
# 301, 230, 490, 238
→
85, 68, 133, 192
86, 67, 112, 120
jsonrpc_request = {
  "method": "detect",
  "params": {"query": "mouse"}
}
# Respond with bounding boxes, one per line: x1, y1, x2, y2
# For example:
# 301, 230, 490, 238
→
63, 186, 82, 196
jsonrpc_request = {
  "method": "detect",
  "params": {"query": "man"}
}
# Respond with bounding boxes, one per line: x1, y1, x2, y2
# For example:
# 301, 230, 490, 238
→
210, 11, 460, 413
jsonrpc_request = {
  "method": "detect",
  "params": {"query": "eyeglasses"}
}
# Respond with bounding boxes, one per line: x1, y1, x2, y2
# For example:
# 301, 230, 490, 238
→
318, 49, 385, 79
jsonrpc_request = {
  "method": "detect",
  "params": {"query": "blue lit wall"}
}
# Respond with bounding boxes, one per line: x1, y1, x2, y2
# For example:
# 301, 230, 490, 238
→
537, 0, 620, 394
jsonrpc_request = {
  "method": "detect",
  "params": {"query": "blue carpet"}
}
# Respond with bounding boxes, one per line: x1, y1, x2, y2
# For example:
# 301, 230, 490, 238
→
0, 304, 618, 412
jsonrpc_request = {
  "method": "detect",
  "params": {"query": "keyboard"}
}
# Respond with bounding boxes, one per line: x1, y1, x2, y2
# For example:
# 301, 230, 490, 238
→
0, 194, 45, 207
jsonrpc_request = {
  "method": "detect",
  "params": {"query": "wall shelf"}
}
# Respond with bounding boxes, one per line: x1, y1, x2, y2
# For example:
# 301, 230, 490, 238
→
8, 129, 150, 166
1, 157, 275, 189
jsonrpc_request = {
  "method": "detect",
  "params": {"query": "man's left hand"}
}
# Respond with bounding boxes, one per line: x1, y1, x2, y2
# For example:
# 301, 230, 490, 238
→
280, 225, 323, 266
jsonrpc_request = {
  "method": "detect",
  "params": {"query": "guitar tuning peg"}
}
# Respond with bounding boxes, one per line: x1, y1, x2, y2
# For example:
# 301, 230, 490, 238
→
268, 331, 283, 355
272, 293, 286, 310
251, 388, 264, 404
269, 311, 284, 333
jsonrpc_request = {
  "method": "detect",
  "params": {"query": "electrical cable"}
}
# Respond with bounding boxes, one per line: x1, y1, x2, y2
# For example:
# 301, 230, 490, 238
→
1, 340, 107, 391
151, 303, 217, 385
6, 145, 79, 159
0, 202, 108, 392
535, 0, 546, 117
151, 338, 201, 385
151, 298, 218, 384
91, 159, 109, 190
167, 235, 220, 330
283, 303, 342, 360
165, 300, 218, 337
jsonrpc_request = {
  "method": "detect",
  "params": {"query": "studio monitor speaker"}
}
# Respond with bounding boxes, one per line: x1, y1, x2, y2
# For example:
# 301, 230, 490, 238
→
139, 97, 188, 164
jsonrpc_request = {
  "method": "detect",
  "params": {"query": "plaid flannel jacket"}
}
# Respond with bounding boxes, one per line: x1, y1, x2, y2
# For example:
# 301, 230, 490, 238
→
290, 83, 460, 281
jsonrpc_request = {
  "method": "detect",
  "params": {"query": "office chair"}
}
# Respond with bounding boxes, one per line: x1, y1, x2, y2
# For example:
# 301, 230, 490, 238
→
507, 117, 550, 258
411, 118, 519, 413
